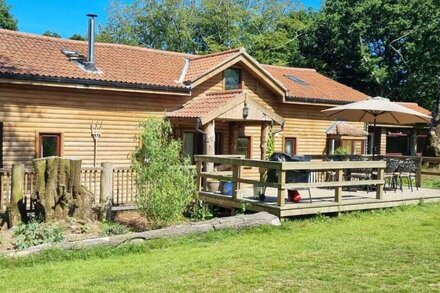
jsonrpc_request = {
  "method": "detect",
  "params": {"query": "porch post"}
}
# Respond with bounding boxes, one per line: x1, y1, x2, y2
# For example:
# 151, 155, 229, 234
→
260, 121, 270, 160
203, 120, 216, 173
229, 122, 239, 154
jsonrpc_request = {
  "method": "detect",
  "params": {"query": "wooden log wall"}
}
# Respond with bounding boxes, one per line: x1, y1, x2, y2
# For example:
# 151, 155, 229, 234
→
0, 84, 192, 168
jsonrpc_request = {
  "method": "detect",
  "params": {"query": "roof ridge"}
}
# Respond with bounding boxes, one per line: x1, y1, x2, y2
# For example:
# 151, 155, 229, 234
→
262, 64, 317, 72
0, 28, 195, 58
191, 48, 243, 60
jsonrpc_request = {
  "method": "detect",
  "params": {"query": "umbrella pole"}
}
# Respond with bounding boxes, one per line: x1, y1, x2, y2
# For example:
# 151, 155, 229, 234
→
372, 116, 377, 160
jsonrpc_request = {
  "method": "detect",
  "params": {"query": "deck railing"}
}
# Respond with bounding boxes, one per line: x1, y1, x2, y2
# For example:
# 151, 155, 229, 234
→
195, 155, 387, 207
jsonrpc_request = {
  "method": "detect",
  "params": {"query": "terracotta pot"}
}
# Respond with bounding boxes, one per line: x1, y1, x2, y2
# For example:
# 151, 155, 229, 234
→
206, 180, 220, 192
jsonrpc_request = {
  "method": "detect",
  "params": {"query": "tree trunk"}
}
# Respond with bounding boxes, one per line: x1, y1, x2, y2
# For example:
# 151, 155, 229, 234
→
30, 157, 94, 223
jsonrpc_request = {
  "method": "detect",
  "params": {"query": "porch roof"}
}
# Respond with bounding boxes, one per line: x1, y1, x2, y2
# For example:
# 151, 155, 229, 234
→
326, 121, 367, 137
167, 90, 284, 125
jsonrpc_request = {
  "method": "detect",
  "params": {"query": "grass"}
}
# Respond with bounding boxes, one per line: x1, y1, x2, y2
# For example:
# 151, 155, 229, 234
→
1, 204, 440, 292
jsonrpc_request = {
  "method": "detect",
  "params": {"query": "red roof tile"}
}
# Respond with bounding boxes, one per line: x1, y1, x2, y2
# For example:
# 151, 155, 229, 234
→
167, 90, 242, 118
263, 64, 370, 103
397, 102, 431, 116
184, 48, 242, 82
0, 29, 193, 88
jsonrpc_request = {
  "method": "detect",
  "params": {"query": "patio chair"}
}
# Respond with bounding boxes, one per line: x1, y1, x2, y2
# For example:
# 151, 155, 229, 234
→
347, 155, 373, 192
383, 159, 400, 192
397, 158, 420, 192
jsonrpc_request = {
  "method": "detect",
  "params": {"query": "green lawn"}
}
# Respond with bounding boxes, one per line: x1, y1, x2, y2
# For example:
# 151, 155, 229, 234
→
1, 204, 440, 292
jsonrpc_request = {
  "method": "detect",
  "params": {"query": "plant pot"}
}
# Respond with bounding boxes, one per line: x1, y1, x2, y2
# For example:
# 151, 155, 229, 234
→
206, 180, 220, 193
221, 181, 233, 195
253, 185, 264, 198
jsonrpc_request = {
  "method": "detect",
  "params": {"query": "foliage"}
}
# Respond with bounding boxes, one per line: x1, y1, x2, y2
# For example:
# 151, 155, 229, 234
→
42, 31, 61, 38
1, 204, 440, 292
300, 0, 440, 111
99, 221, 130, 236
0, 0, 17, 30
98, 0, 311, 65
185, 200, 214, 221
333, 146, 351, 155
69, 34, 85, 41
132, 117, 196, 227
265, 129, 275, 160
13, 221, 64, 250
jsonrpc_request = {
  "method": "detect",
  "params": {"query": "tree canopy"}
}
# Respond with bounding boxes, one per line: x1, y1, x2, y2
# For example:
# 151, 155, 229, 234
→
0, 0, 17, 30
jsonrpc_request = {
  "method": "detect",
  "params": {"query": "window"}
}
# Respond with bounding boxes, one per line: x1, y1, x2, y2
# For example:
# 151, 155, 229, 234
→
284, 137, 297, 156
224, 68, 241, 90
285, 75, 308, 86
38, 133, 62, 157
236, 137, 251, 159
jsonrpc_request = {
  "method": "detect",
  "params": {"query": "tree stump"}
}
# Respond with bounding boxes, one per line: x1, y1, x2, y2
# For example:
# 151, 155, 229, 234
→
32, 157, 94, 222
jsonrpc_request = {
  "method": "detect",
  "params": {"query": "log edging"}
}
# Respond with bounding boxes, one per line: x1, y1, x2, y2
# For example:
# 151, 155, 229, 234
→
5, 212, 281, 258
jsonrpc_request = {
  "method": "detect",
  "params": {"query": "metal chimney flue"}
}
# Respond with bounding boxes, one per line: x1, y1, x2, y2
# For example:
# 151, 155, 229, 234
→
86, 14, 97, 70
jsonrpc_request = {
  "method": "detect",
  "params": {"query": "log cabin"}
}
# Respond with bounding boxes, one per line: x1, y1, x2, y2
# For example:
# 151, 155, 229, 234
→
0, 20, 430, 177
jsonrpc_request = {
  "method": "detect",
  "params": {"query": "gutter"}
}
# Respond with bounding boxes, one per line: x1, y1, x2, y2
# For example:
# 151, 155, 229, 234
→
0, 73, 191, 94
285, 96, 359, 106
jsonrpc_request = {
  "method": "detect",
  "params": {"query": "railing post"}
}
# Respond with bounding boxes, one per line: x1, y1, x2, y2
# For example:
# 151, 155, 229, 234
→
334, 169, 343, 204
416, 158, 422, 188
8, 163, 25, 227
232, 164, 241, 200
100, 162, 114, 220
376, 167, 384, 200
195, 160, 202, 192
277, 169, 286, 207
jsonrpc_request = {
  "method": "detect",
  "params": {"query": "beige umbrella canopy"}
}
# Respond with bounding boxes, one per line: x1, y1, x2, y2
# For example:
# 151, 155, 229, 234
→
322, 96, 432, 156
322, 96, 431, 124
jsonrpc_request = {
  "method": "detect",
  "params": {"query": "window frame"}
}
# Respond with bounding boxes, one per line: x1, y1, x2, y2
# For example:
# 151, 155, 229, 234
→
36, 131, 64, 158
283, 137, 297, 157
236, 136, 251, 159
224, 68, 242, 90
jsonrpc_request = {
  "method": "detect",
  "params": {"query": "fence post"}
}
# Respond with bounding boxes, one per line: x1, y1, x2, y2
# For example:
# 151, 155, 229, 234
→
100, 162, 114, 220
8, 164, 25, 227
334, 169, 343, 204
195, 160, 202, 192
376, 167, 384, 200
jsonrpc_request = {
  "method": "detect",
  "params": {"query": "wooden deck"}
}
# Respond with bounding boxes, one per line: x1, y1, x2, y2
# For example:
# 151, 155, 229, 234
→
195, 154, 440, 218
200, 187, 440, 218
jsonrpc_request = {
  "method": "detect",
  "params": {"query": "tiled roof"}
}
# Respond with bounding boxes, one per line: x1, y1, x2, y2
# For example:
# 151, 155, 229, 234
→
326, 121, 367, 137
183, 48, 242, 82
397, 102, 431, 116
167, 90, 242, 118
263, 64, 370, 103
0, 29, 193, 88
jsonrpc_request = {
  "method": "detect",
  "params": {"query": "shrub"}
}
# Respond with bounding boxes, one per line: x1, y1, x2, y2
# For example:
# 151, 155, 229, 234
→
13, 222, 64, 250
185, 200, 214, 221
334, 146, 351, 155
100, 221, 130, 236
132, 117, 196, 227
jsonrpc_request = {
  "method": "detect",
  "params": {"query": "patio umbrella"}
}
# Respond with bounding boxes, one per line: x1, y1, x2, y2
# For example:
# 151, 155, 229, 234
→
321, 96, 432, 157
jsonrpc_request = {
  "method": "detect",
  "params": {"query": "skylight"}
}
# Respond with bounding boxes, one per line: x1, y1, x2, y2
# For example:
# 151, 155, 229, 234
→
285, 75, 308, 86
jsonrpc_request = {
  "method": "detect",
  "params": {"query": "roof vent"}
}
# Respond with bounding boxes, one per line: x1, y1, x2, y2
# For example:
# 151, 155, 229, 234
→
61, 48, 86, 61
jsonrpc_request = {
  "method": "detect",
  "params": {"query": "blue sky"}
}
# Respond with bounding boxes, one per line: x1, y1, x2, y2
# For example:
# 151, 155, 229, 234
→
9, 0, 322, 38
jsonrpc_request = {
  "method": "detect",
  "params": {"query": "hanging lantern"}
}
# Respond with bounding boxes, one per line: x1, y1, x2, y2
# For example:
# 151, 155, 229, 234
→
242, 101, 249, 119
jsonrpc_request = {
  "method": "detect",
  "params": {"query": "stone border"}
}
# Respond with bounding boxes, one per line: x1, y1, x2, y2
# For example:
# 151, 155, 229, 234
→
5, 212, 281, 257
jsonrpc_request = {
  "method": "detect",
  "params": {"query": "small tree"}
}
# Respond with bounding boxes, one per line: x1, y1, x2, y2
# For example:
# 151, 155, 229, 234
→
132, 118, 195, 227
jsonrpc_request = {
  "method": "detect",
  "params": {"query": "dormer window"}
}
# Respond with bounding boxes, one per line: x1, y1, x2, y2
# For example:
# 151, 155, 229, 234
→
225, 68, 241, 90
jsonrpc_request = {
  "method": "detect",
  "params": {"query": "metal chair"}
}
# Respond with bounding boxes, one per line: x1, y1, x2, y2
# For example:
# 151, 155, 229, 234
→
383, 159, 400, 192
397, 158, 420, 192
347, 155, 372, 192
